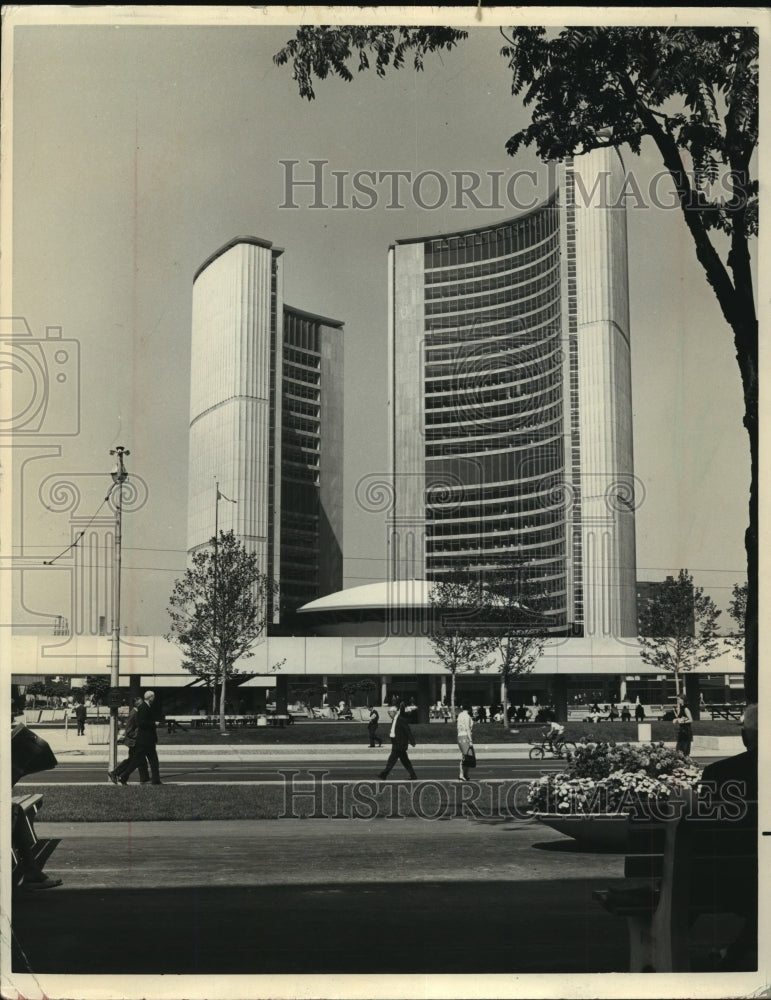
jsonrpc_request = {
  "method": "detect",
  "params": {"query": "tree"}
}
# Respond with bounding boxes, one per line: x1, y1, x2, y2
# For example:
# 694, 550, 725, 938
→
274, 24, 758, 703
484, 567, 547, 725
165, 530, 278, 733
427, 575, 495, 720
637, 569, 721, 698
726, 581, 748, 660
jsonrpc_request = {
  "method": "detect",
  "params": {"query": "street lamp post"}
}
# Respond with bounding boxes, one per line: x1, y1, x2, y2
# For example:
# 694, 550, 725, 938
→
108, 446, 129, 773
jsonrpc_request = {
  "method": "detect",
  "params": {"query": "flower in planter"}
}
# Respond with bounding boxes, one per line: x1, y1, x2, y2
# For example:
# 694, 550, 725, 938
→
526, 739, 702, 815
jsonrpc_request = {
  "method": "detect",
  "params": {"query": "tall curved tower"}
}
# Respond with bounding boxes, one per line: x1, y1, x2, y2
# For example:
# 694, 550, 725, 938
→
388, 147, 637, 637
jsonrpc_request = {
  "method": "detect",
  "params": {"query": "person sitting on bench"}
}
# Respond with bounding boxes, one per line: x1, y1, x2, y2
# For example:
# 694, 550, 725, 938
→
12, 802, 62, 890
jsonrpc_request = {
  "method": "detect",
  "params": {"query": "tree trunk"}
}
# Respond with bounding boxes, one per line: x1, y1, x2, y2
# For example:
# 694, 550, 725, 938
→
219, 670, 227, 732
502, 678, 510, 727
450, 671, 456, 721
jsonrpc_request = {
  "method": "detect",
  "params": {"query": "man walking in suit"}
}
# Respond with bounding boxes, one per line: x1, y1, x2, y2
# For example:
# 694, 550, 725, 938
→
121, 690, 163, 785
378, 702, 417, 780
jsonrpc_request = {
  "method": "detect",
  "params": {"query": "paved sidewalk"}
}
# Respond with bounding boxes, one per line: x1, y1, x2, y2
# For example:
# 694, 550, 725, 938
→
31, 725, 736, 764
10, 817, 743, 978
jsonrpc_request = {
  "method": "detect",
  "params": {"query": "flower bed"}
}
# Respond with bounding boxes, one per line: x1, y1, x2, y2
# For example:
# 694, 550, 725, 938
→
527, 740, 702, 815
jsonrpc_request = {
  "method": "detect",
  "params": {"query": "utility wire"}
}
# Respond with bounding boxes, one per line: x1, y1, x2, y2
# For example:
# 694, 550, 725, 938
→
42, 484, 118, 566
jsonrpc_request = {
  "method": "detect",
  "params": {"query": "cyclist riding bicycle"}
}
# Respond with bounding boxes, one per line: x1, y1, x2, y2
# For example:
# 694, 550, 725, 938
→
543, 720, 565, 752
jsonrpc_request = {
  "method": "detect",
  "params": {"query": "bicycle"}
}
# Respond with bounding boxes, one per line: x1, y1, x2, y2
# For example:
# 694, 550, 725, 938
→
528, 736, 576, 760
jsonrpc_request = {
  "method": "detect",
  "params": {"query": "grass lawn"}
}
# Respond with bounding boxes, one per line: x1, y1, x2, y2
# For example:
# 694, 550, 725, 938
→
21, 779, 532, 822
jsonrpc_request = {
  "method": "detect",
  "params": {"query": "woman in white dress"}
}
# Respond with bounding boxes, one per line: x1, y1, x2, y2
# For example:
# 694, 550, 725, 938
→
456, 703, 474, 781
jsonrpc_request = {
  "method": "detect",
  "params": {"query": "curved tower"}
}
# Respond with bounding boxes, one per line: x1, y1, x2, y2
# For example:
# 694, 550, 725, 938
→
388, 147, 636, 637
188, 237, 344, 623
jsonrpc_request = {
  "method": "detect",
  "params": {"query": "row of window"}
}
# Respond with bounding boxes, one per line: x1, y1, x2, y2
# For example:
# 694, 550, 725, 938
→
425, 301, 561, 337
426, 393, 562, 437
425, 331, 561, 364
282, 398, 319, 419
283, 412, 321, 437
284, 314, 321, 354
283, 346, 320, 371
284, 364, 320, 387
424, 284, 561, 328
424, 272, 561, 318
284, 382, 320, 403
424, 206, 558, 268
424, 247, 561, 299
426, 369, 563, 401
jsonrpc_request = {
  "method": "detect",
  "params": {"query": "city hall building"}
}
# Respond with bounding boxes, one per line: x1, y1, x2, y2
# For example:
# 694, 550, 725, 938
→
10, 156, 744, 720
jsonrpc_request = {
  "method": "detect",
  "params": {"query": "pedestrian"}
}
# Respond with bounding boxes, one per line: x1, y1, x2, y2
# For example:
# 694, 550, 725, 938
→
672, 694, 694, 756
108, 697, 150, 785
635, 702, 645, 722
120, 690, 163, 785
378, 702, 417, 780
456, 702, 475, 781
74, 701, 87, 736
367, 706, 382, 748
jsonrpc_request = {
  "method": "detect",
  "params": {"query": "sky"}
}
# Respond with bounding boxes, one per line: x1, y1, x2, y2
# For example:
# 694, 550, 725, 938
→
3, 8, 756, 638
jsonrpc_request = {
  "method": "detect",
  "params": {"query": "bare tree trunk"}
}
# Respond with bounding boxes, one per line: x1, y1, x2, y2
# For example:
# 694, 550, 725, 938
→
450, 671, 456, 721
502, 672, 510, 727
219, 672, 228, 732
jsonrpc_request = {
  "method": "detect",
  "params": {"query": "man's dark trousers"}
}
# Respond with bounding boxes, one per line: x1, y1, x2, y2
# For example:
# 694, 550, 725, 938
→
380, 739, 416, 779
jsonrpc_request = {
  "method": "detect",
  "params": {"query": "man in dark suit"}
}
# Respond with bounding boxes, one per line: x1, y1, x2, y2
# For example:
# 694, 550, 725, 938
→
122, 690, 163, 785
378, 702, 417, 780
697, 702, 757, 971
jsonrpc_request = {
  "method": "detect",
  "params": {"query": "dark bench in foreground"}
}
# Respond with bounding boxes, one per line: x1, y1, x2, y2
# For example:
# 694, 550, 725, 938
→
593, 801, 756, 971
11, 793, 56, 889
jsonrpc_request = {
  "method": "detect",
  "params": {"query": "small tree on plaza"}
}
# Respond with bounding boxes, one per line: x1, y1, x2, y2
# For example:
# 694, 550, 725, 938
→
427, 574, 495, 721
726, 581, 747, 660
484, 567, 548, 725
637, 569, 721, 699
165, 530, 279, 733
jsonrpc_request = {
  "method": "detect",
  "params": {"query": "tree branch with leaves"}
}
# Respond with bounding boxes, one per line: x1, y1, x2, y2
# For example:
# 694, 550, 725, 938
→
637, 569, 722, 699
165, 530, 278, 732
427, 575, 495, 720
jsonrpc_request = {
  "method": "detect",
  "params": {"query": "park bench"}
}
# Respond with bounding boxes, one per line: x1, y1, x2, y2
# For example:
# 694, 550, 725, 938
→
593, 801, 756, 971
708, 703, 745, 722
11, 793, 51, 887
266, 713, 293, 728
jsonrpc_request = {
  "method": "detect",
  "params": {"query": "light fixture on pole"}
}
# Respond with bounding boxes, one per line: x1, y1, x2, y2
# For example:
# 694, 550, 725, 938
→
108, 446, 129, 773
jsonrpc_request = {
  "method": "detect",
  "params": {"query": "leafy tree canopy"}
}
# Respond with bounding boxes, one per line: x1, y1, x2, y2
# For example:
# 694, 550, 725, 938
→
273, 26, 468, 100
637, 569, 722, 691
165, 531, 278, 727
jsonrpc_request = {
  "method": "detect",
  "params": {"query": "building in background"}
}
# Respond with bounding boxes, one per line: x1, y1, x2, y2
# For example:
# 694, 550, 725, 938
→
388, 147, 637, 639
187, 237, 344, 624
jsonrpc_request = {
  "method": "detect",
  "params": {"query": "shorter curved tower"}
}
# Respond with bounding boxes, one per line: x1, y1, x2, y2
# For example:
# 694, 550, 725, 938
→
188, 237, 344, 622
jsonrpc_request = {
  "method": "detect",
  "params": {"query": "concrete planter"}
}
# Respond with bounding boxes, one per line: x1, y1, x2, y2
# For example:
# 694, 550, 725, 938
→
87, 719, 110, 745
532, 812, 629, 850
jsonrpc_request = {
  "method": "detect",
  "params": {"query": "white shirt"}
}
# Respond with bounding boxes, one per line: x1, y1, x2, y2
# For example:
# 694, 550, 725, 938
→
389, 712, 399, 738
457, 710, 473, 742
